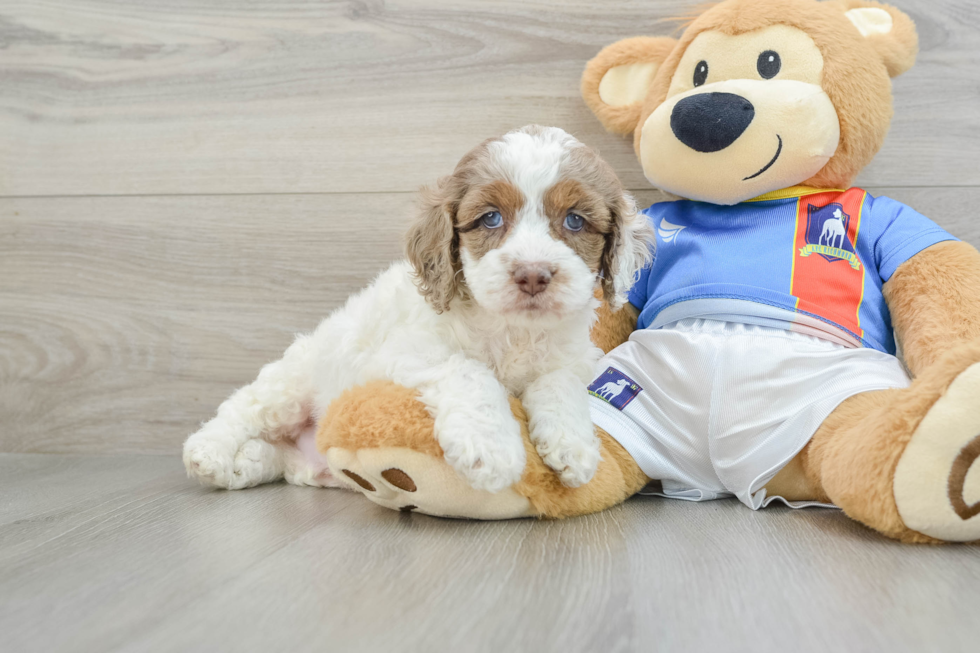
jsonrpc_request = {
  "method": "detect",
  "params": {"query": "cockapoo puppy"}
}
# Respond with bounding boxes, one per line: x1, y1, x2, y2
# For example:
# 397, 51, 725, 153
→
184, 125, 654, 493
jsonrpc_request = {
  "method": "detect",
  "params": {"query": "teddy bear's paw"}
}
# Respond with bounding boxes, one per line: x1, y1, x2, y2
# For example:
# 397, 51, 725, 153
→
530, 420, 601, 488
894, 361, 980, 542
324, 446, 533, 519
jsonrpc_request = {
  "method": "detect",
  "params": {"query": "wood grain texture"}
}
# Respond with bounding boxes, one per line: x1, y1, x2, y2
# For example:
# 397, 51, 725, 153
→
1, 453, 978, 653
3, 3, 980, 651
2, 188, 976, 454
1, 0, 978, 196
0, 192, 410, 454
0, 186, 974, 455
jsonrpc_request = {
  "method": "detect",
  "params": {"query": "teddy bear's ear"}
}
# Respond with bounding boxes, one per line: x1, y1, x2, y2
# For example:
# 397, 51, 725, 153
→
839, 1, 918, 77
581, 37, 677, 136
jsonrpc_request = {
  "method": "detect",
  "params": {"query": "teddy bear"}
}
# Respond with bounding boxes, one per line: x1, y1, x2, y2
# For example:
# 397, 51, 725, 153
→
316, 0, 980, 543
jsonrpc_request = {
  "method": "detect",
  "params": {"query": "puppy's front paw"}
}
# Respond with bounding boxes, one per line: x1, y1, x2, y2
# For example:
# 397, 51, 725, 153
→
531, 418, 601, 488
437, 412, 526, 494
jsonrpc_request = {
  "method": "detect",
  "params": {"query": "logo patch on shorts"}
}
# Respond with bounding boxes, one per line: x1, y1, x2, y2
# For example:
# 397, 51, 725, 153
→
588, 367, 642, 411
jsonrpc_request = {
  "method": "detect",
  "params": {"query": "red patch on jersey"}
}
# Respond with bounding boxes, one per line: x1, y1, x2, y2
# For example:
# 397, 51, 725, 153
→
790, 189, 868, 340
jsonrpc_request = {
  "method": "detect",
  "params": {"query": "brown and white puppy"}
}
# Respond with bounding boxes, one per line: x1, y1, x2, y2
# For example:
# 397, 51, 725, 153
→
183, 125, 654, 494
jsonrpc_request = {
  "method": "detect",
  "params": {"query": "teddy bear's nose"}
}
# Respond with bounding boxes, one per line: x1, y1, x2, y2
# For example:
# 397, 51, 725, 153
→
670, 92, 755, 153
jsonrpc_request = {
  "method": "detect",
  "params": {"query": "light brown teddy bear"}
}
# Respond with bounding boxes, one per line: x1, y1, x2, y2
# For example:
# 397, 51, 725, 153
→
318, 0, 980, 543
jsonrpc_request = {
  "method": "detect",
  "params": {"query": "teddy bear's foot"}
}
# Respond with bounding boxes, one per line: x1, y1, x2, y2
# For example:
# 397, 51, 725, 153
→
325, 446, 533, 519
318, 379, 652, 520
894, 362, 980, 542
316, 380, 533, 518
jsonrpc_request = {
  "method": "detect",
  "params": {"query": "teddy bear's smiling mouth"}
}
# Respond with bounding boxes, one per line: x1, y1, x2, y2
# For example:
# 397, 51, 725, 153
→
743, 135, 783, 181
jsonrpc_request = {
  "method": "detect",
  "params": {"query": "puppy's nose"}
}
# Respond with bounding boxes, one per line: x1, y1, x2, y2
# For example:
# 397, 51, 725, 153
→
513, 264, 552, 296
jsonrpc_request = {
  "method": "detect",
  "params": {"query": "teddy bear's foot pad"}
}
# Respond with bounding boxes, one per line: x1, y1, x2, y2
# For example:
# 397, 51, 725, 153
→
325, 446, 533, 520
894, 362, 980, 542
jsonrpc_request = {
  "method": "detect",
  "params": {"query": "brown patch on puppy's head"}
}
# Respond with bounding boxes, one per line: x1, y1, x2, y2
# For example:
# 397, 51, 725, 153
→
405, 175, 463, 313
455, 179, 525, 260
544, 179, 608, 275
409, 126, 653, 317
543, 144, 650, 305
405, 137, 505, 312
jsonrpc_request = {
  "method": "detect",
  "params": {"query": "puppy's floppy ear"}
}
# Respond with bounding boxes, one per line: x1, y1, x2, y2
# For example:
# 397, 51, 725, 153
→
405, 176, 460, 313
581, 36, 677, 136
836, 0, 918, 77
600, 191, 655, 309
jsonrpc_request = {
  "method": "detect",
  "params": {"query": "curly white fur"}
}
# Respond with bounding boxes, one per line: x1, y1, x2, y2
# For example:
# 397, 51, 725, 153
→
184, 126, 653, 493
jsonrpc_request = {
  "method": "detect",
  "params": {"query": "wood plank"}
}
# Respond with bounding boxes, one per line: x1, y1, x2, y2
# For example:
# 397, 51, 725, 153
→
1, 0, 978, 197
0, 191, 668, 455
0, 192, 409, 454
0, 454, 352, 652
1, 187, 977, 454
1, 454, 978, 653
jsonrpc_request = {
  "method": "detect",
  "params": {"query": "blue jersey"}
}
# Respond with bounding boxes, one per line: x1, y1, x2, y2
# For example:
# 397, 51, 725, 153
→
628, 187, 957, 354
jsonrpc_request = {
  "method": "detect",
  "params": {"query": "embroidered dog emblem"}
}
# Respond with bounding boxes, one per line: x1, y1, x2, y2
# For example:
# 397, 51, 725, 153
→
820, 211, 847, 249
588, 367, 642, 410
800, 203, 862, 270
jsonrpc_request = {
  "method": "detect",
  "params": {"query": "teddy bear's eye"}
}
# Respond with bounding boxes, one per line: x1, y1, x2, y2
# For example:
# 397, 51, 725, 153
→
693, 60, 709, 87
757, 50, 781, 79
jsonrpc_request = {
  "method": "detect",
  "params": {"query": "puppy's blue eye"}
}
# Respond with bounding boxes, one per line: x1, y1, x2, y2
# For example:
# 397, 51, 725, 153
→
564, 213, 585, 232
480, 211, 503, 229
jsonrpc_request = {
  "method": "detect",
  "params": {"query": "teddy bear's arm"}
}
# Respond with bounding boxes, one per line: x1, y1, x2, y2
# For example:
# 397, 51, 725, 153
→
883, 240, 980, 376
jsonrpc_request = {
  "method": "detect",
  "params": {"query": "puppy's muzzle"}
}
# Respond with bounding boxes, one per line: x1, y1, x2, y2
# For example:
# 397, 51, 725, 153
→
513, 264, 553, 297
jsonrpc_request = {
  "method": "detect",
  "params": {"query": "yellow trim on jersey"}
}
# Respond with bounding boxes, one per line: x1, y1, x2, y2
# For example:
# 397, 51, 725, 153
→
745, 186, 847, 203
789, 196, 802, 307
853, 190, 868, 336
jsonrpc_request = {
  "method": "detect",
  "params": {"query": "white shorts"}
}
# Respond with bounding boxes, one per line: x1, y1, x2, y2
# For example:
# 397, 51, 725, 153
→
588, 319, 911, 510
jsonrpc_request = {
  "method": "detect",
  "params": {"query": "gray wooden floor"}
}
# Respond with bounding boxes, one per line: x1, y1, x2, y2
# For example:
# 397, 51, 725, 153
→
2, 1, 980, 651
3, 454, 979, 653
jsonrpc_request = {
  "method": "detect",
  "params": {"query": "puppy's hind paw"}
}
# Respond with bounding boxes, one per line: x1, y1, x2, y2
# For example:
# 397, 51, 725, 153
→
232, 438, 284, 488
184, 435, 282, 490
184, 438, 236, 489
